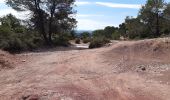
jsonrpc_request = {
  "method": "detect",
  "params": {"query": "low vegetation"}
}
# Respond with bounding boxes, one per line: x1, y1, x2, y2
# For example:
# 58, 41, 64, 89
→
88, 0, 170, 48
88, 26, 119, 48
89, 37, 110, 49
0, 14, 39, 52
119, 0, 170, 39
82, 38, 91, 43
75, 38, 81, 44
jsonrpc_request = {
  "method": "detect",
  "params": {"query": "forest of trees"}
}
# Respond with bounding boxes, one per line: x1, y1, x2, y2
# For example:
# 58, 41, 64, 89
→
121, 0, 170, 39
93, 0, 170, 40
87, 0, 170, 48
0, 0, 76, 52
1, 0, 170, 51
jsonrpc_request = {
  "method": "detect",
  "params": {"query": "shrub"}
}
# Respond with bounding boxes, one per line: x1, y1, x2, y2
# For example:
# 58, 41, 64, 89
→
89, 37, 110, 49
14, 27, 25, 33
83, 38, 91, 43
112, 31, 120, 40
53, 34, 70, 47
0, 40, 9, 50
92, 30, 104, 38
23, 38, 40, 50
2, 37, 26, 52
81, 32, 91, 39
75, 38, 81, 44
0, 27, 42, 52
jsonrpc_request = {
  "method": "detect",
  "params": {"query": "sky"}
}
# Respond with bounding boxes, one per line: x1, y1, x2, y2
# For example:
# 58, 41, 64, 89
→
0, 0, 170, 30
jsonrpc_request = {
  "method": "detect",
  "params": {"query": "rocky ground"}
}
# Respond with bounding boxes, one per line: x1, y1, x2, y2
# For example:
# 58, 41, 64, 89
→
0, 38, 170, 100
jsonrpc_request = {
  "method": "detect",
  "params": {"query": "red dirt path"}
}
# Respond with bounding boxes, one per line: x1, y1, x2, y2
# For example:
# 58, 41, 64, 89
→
0, 38, 170, 100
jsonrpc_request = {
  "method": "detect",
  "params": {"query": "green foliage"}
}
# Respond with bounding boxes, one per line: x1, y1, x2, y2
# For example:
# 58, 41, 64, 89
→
89, 37, 110, 49
104, 26, 117, 39
80, 32, 91, 39
162, 3, 170, 35
112, 31, 121, 40
118, 0, 170, 39
138, 0, 165, 37
0, 14, 20, 28
118, 23, 127, 36
92, 30, 104, 38
80, 32, 91, 43
125, 17, 148, 39
5, 37, 26, 52
6, 0, 77, 44
82, 38, 91, 43
14, 27, 25, 33
0, 26, 12, 37
0, 14, 44, 52
92, 26, 119, 40
0, 13, 75, 52
90, 26, 119, 48
0, 32, 26, 52
53, 34, 70, 46
70, 30, 77, 39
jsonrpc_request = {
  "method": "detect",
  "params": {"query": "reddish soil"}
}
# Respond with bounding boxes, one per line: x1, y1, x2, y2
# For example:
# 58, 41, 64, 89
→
0, 50, 17, 70
0, 38, 170, 100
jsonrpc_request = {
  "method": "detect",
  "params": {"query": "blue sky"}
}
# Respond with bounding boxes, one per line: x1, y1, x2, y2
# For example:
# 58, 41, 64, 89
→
75, 0, 143, 30
0, 0, 170, 30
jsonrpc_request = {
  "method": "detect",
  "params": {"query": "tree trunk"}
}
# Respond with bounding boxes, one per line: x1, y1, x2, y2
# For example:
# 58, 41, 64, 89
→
40, 16, 48, 44
39, 11, 49, 44
156, 12, 160, 37
48, 15, 53, 43
34, 0, 49, 44
42, 30, 49, 44
48, 2, 56, 43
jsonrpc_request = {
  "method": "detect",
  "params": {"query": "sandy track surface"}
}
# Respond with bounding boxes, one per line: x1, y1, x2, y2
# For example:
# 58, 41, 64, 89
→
0, 38, 170, 100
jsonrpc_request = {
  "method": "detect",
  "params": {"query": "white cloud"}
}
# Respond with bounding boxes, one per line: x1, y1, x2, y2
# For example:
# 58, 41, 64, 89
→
0, 8, 30, 19
96, 2, 141, 9
0, 0, 141, 30
0, 0, 5, 4
75, 1, 91, 5
0, 8, 18, 17
77, 19, 114, 30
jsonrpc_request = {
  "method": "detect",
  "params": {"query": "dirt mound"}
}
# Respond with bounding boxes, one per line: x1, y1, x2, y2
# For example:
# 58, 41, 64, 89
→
0, 50, 16, 70
107, 38, 170, 61
104, 38, 170, 73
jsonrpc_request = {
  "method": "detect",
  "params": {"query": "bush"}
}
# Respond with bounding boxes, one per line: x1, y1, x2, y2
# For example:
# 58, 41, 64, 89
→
1, 36, 26, 52
81, 32, 91, 39
0, 40, 9, 49
0, 27, 42, 52
14, 27, 25, 33
89, 37, 110, 49
83, 38, 91, 43
112, 31, 120, 40
75, 38, 81, 44
8, 38, 26, 51
53, 34, 70, 47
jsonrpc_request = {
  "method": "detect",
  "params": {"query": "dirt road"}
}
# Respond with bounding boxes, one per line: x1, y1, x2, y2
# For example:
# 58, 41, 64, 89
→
0, 39, 170, 100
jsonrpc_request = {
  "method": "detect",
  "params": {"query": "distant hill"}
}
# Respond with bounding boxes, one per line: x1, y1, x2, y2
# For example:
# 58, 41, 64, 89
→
75, 30, 93, 34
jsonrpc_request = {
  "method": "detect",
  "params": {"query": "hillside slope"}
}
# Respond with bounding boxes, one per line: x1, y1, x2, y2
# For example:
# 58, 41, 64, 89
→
0, 38, 170, 100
